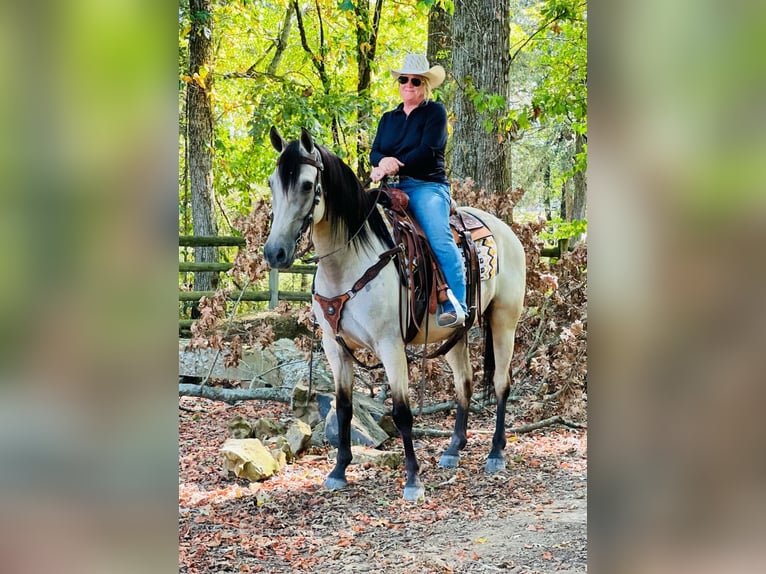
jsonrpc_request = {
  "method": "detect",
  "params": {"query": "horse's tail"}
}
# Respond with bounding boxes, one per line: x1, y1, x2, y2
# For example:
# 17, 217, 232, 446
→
481, 303, 496, 403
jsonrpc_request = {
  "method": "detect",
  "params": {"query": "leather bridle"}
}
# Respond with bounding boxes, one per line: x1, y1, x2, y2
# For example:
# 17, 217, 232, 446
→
275, 149, 324, 257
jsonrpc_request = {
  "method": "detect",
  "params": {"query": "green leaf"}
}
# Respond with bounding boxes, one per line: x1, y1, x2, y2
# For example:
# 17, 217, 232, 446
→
338, 0, 355, 11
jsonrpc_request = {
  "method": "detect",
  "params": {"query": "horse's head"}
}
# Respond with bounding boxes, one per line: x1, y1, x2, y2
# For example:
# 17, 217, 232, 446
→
263, 126, 325, 269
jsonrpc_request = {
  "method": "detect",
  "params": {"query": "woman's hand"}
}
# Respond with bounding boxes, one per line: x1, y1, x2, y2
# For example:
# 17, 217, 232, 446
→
371, 157, 404, 183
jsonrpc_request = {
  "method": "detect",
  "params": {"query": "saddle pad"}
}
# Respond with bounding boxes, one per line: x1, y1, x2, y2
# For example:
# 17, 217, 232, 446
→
468, 234, 498, 281
377, 203, 498, 281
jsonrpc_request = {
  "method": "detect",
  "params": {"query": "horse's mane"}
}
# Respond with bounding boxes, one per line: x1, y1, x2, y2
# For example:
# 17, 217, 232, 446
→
314, 144, 394, 251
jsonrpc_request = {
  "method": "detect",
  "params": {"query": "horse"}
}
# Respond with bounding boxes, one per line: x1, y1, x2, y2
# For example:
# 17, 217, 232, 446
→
263, 127, 526, 501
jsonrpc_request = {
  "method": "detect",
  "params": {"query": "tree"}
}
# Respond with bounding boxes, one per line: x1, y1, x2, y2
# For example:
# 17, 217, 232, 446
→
185, 0, 218, 292
451, 0, 512, 194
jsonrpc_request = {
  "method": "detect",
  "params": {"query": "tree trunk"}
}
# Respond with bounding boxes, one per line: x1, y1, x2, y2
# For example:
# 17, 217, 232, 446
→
428, 3, 454, 171
571, 131, 587, 222
427, 4, 452, 70
567, 131, 586, 244
187, 0, 218, 293
451, 0, 511, 194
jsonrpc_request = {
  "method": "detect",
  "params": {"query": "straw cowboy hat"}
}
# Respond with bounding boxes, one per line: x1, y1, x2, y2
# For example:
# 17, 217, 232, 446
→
389, 53, 446, 89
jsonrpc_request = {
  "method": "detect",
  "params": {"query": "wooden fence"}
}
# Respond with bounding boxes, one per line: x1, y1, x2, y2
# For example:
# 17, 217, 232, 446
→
179, 235, 569, 333
179, 235, 315, 332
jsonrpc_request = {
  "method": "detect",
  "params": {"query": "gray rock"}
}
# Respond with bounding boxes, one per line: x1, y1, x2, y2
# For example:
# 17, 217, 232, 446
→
263, 435, 293, 465
310, 420, 326, 447
285, 420, 312, 456
324, 400, 390, 448
252, 417, 285, 439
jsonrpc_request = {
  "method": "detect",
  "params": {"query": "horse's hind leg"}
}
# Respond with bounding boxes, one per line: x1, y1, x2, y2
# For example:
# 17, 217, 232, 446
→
485, 310, 518, 473
438, 338, 473, 468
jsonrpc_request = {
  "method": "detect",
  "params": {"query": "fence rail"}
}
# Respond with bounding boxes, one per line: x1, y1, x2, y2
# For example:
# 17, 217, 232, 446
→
179, 235, 316, 333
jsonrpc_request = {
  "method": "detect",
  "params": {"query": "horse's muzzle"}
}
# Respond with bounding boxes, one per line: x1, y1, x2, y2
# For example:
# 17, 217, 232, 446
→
263, 240, 294, 270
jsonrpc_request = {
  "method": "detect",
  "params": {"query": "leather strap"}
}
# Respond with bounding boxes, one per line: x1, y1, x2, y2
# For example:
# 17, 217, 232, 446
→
313, 245, 402, 335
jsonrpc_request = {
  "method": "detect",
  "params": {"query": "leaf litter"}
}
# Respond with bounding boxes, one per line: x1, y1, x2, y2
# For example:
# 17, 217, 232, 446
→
179, 396, 586, 573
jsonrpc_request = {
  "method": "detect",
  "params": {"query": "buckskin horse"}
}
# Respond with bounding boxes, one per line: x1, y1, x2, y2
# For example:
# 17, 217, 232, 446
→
263, 127, 526, 501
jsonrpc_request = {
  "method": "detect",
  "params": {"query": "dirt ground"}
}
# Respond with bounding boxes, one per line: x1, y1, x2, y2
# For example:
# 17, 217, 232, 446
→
179, 395, 587, 573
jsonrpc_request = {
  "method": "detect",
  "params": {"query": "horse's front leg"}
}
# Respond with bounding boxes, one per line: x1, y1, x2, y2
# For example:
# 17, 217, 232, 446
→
379, 344, 424, 502
323, 338, 355, 491
439, 340, 473, 468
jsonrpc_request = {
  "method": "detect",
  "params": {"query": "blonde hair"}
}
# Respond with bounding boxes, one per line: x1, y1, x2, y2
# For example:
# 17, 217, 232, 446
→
422, 78, 433, 101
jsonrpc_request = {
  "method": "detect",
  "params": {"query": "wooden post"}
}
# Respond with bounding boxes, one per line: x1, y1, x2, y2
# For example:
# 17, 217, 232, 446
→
269, 268, 279, 309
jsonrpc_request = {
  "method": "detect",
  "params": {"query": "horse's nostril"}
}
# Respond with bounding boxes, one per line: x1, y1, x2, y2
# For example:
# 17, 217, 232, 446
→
264, 242, 289, 269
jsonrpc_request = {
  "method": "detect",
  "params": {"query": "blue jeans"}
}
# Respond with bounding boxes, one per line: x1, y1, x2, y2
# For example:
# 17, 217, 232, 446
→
394, 177, 467, 313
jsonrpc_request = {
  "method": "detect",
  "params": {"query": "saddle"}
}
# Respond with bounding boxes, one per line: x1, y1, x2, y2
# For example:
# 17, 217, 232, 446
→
376, 186, 492, 343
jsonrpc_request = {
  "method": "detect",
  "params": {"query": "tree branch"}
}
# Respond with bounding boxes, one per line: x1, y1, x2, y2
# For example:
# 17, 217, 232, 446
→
179, 383, 291, 404
412, 415, 584, 438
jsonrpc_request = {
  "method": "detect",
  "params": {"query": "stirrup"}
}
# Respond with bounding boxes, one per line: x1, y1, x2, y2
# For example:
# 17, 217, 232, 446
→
437, 290, 466, 328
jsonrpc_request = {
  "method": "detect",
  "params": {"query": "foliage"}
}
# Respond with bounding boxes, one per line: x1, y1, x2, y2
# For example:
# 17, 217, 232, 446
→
538, 216, 587, 242
178, 0, 587, 229
506, 0, 587, 213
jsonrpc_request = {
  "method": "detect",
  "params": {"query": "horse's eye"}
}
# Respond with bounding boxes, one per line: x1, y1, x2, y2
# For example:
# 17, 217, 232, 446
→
301, 181, 314, 193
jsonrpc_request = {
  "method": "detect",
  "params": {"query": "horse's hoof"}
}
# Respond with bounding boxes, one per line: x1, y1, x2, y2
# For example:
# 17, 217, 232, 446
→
438, 453, 460, 468
403, 483, 425, 502
324, 476, 349, 490
485, 457, 506, 473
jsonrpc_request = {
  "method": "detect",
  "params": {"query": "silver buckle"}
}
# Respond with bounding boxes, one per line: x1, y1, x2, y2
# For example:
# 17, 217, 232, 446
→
386, 175, 400, 186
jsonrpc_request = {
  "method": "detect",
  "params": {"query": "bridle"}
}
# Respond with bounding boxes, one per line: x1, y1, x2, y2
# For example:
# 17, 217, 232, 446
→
275, 148, 324, 259
276, 146, 384, 265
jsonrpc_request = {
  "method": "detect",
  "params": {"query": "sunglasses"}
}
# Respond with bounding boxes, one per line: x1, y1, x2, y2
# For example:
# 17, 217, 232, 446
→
397, 76, 423, 87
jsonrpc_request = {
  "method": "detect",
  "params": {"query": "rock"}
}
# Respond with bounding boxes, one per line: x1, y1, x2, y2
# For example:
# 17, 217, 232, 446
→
316, 393, 334, 418
272, 339, 334, 392
324, 400, 390, 448
310, 420, 326, 447
353, 392, 389, 421
292, 386, 334, 428
376, 414, 399, 438
220, 438, 279, 481
252, 417, 285, 439
328, 445, 402, 469
227, 415, 254, 439
351, 393, 398, 437
264, 435, 294, 465
285, 420, 312, 456
178, 338, 280, 384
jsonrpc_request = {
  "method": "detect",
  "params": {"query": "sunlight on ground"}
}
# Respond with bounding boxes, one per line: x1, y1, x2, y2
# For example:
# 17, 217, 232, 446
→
179, 459, 330, 509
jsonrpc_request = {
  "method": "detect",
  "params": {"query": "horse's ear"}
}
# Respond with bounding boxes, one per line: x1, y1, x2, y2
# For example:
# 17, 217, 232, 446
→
269, 126, 287, 152
300, 128, 314, 154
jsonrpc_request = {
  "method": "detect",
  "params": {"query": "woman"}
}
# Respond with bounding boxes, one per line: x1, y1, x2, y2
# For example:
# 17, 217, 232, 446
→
370, 53, 467, 328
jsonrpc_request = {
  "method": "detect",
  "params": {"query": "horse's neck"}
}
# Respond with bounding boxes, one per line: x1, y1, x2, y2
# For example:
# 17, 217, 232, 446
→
312, 221, 384, 288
